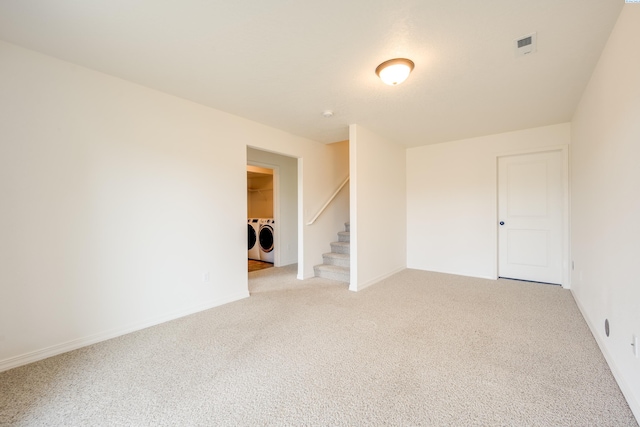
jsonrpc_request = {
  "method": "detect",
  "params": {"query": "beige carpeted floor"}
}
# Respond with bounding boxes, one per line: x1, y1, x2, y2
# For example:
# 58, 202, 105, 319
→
0, 266, 637, 426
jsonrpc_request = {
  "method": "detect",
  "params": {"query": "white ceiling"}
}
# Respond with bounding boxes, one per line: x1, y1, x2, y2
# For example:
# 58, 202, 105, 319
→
0, 1, 623, 147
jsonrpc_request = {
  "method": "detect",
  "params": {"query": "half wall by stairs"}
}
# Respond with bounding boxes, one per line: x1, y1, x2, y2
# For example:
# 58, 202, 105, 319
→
314, 222, 350, 283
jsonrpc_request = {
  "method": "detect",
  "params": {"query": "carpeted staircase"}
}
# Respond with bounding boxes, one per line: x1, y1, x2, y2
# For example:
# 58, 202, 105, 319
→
314, 222, 350, 283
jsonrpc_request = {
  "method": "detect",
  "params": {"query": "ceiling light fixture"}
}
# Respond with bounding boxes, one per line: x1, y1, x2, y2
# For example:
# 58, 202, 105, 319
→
375, 58, 415, 86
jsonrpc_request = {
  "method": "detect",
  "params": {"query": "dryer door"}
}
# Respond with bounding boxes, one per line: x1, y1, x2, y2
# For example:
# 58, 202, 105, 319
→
248, 224, 257, 250
259, 225, 274, 253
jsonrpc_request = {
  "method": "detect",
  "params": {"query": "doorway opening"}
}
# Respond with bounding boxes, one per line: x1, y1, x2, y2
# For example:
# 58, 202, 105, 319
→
247, 165, 274, 272
247, 147, 299, 277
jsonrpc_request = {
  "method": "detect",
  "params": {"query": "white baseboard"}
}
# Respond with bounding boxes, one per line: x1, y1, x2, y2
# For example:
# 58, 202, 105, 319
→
349, 266, 405, 292
278, 258, 298, 267
0, 291, 250, 373
571, 291, 640, 423
405, 265, 496, 281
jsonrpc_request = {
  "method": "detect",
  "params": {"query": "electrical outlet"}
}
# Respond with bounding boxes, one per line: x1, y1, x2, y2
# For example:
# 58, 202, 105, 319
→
203, 272, 210, 282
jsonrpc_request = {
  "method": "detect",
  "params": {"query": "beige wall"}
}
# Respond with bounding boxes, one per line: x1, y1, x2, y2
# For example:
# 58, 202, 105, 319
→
349, 125, 406, 291
570, 5, 640, 419
247, 174, 274, 218
0, 40, 348, 370
406, 123, 570, 279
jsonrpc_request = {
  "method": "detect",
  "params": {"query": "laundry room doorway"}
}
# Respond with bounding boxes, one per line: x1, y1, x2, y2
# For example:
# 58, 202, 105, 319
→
247, 164, 274, 272
247, 147, 299, 273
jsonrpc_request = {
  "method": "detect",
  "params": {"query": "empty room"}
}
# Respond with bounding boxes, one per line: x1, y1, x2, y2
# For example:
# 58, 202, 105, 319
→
1, 1, 639, 425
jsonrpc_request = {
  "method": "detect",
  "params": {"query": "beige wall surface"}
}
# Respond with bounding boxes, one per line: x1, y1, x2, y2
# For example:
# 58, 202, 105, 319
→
349, 124, 406, 291
406, 123, 570, 280
247, 174, 274, 219
570, 5, 640, 420
0, 40, 348, 370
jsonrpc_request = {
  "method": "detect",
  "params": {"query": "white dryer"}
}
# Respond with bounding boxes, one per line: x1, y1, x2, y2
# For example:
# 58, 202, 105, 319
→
247, 218, 261, 260
258, 218, 275, 263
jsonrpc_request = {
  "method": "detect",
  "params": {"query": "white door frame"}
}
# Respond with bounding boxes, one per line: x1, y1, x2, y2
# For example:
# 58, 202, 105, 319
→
494, 145, 570, 288
247, 148, 304, 277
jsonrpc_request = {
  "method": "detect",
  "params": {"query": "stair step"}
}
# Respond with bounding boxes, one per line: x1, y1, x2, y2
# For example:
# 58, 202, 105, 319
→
313, 222, 351, 283
338, 231, 350, 242
322, 252, 350, 267
313, 264, 350, 283
330, 241, 350, 254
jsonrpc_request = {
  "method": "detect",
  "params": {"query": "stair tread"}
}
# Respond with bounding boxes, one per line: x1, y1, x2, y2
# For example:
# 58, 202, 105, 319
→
331, 241, 350, 246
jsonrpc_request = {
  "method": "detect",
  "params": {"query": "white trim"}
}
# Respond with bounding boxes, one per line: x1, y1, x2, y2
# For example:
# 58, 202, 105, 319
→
247, 148, 303, 279
494, 144, 570, 288
495, 144, 569, 158
350, 266, 405, 292
0, 291, 249, 373
406, 266, 497, 281
572, 291, 640, 422
348, 125, 358, 290
297, 157, 305, 280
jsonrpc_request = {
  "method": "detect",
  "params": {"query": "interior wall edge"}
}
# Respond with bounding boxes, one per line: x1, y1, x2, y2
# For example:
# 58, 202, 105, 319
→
352, 266, 406, 293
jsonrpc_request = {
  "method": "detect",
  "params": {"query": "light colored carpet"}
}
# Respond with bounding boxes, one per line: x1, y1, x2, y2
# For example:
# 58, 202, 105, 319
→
0, 266, 637, 426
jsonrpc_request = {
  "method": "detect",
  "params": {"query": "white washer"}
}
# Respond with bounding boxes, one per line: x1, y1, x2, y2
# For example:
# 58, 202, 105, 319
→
247, 218, 261, 260
258, 218, 275, 263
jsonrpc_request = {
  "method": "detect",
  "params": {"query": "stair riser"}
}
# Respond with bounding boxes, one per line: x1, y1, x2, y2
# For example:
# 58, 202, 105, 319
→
345, 223, 350, 232
338, 232, 350, 242
323, 255, 350, 268
314, 267, 350, 283
330, 243, 350, 254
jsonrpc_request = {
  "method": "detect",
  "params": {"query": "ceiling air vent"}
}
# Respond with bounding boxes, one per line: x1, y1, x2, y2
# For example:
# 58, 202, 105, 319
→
515, 32, 537, 57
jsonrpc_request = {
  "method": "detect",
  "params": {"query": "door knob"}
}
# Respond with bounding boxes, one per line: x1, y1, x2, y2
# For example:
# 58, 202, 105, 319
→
499, 221, 505, 226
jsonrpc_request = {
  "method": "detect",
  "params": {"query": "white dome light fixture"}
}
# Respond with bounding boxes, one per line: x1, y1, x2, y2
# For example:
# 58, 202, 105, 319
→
375, 58, 415, 86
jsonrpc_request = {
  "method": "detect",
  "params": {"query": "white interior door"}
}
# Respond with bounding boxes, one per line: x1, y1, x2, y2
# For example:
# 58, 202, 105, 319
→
498, 150, 564, 284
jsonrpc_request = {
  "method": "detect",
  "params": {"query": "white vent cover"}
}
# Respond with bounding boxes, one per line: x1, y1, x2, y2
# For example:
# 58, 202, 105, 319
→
515, 32, 537, 57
